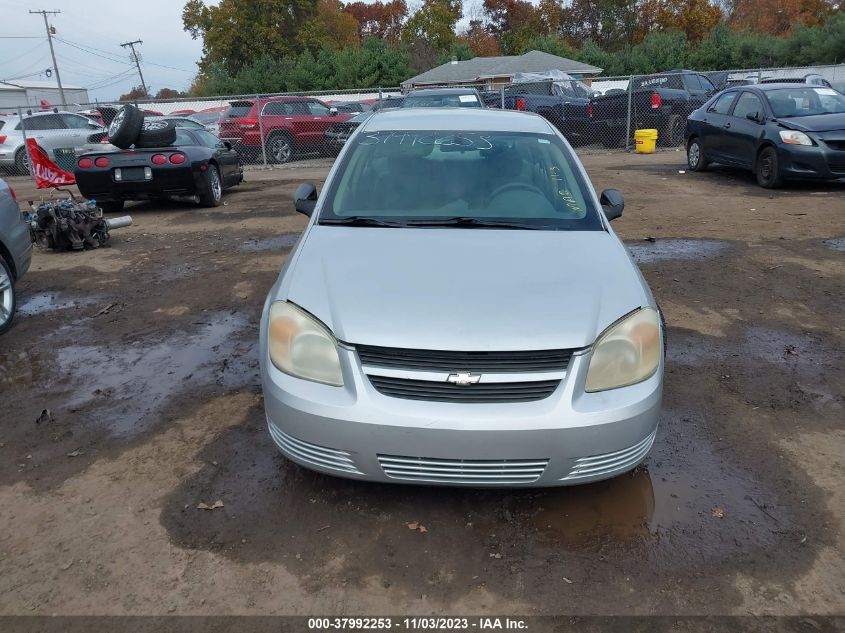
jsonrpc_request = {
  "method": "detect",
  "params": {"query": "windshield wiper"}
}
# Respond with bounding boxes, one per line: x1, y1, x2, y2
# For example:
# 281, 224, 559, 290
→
404, 217, 542, 230
319, 216, 406, 227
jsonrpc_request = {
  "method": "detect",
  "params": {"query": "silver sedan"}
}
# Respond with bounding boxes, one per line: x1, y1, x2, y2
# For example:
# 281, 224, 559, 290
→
0, 178, 32, 334
259, 108, 664, 486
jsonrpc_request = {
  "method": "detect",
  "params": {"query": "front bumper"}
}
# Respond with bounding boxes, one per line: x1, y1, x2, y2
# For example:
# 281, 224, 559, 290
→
262, 343, 663, 487
777, 142, 845, 180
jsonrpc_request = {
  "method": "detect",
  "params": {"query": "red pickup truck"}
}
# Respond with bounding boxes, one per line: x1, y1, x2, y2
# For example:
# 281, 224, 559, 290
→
219, 96, 351, 164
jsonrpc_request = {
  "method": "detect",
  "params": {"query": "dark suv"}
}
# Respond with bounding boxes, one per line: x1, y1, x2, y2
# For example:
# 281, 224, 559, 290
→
218, 97, 351, 164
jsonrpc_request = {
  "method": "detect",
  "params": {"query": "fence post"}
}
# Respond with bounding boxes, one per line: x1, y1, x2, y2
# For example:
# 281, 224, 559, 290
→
256, 94, 267, 166
625, 74, 633, 152
17, 106, 33, 178
500, 84, 505, 109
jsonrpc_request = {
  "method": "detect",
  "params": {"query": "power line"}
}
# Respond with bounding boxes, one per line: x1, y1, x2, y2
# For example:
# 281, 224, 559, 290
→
29, 9, 66, 105
2, 38, 47, 67
54, 37, 133, 66
120, 40, 148, 96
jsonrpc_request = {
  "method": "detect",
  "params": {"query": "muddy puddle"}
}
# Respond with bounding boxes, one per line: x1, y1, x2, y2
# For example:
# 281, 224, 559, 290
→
16, 291, 98, 316
241, 233, 300, 252
161, 401, 791, 600
626, 239, 730, 264
822, 237, 845, 252
53, 312, 259, 436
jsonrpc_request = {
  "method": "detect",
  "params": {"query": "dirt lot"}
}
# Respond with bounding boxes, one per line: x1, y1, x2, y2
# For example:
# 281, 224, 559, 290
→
0, 153, 843, 617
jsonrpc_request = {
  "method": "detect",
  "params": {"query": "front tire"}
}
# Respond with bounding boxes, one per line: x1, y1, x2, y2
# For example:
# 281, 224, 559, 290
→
687, 137, 708, 171
199, 164, 223, 207
0, 257, 17, 335
756, 146, 783, 188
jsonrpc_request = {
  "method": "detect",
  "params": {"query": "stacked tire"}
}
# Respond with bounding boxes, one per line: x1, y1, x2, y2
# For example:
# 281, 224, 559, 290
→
108, 104, 177, 149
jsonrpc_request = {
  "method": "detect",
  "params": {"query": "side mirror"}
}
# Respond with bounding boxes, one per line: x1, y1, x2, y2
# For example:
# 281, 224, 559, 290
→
329, 107, 338, 116
223, 140, 233, 150
600, 188, 624, 222
294, 182, 318, 217
746, 111, 762, 124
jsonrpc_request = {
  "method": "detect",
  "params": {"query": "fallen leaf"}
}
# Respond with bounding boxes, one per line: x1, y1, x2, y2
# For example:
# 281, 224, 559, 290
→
712, 507, 725, 518
419, 525, 428, 533
197, 500, 224, 510
407, 522, 418, 530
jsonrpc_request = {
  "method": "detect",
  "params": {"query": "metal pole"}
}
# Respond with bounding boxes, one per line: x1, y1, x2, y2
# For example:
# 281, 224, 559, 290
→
30, 10, 66, 107
256, 95, 267, 166
500, 85, 505, 109
625, 74, 633, 151
120, 40, 149, 97
18, 106, 34, 178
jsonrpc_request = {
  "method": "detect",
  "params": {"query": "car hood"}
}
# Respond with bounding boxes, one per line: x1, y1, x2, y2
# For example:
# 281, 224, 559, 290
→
776, 113, 845, 133
285, 227, 650, 351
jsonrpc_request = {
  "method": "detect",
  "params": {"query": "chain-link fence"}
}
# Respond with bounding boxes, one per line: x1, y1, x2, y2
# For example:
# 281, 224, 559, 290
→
2, 63, 843, 179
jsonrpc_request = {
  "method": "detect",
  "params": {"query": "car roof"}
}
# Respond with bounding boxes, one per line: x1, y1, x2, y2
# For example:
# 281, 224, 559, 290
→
362, 108, 554, 133
407, 88, 479, 96
753, 83, 830, 91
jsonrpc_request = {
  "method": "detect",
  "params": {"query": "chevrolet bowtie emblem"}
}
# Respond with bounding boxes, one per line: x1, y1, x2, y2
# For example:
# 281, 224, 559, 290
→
447, 372, 482, 386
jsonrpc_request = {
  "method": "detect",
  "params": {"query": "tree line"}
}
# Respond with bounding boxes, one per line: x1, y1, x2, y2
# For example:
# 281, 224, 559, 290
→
179, 0, 845, 95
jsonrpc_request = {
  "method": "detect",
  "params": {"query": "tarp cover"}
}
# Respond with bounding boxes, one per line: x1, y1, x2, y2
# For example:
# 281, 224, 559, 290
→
512, 70, 576, 84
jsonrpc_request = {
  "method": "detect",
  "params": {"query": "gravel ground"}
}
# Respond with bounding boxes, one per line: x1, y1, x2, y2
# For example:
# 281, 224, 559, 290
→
0, 153, 843, 617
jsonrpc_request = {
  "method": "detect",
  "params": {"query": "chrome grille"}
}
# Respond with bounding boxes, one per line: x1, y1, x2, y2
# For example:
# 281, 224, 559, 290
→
378, 454, 549, 484
356, 344, 574, 373
560, 430, 656, 481
368, 375, 560, 403
268, 424, 361, 474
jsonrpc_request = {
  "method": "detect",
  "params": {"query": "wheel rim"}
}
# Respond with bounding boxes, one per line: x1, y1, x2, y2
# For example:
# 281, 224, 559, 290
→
0, 266, 13, 327
210, 168, 222, 201
689, 142, 700, 167
271, 138, 291, 162
109, 109, 125, 136
760, 153, 773, 181
17, 149, 30, 172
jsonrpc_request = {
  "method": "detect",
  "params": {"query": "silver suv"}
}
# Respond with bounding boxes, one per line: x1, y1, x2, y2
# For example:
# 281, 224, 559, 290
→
0, 111, 105, 174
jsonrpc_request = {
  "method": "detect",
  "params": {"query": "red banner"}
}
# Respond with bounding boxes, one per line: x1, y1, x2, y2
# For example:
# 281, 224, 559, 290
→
26, 138, 76, 189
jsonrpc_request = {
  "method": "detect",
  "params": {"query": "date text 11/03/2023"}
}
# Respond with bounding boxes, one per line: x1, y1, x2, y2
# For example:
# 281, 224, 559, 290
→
307, 617, 529, 630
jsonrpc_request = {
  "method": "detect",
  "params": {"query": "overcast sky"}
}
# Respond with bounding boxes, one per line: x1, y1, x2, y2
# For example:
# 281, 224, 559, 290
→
0, 0, 490, 103
0, 0, 205, 102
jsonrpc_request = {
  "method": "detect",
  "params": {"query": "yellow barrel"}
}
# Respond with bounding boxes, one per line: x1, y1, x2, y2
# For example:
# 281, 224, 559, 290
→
634, 128, 658, 154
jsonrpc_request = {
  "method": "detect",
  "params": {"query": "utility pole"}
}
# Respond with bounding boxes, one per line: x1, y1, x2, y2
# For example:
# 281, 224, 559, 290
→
120, 40, 148, 97
30, 9, 66, 106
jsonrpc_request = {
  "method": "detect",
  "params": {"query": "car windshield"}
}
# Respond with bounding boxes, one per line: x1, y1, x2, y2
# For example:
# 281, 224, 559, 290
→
403, 94, 481, 108
766, 87, 845, 116
320, 130, 602, 230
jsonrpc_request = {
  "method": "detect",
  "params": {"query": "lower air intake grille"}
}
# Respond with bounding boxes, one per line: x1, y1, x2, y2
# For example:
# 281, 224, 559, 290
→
268, 424, 361, 474
378, 454, 549, 484
560, 430, 657, 481
368, 375, 560, 403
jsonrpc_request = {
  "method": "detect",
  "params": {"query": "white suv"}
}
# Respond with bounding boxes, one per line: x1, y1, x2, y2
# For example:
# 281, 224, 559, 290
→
0, 111, 104, 174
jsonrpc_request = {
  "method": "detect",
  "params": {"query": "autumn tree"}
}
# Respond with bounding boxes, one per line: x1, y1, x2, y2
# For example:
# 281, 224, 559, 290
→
459, 19, 502, 56
402, 0, 463, 53
154, 87, 187, 99
119, 85, 148, 101
297, 0, 360, 51
560, 0, 639, 50
637, 0, 723, 43
344, 0, 407, 42
183, 0, 320, 73
729, 0, 835, 35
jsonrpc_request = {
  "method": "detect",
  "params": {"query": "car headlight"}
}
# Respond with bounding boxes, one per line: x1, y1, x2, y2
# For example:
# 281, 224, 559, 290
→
268, 301, 343, 386
585, 307, 661, 392
779, 130, 813, 146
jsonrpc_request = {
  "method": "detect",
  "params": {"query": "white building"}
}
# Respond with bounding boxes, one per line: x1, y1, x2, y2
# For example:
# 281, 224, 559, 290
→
0, 80, 89, 111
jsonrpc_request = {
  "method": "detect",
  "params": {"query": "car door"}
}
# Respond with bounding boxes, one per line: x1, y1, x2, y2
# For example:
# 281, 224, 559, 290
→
303, 100, 344, 148
683, 74, 711, 114
723, 91, 767, 168
699, 91, 739, 161
20, 114, 63, 152
196, 129, 239, 186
